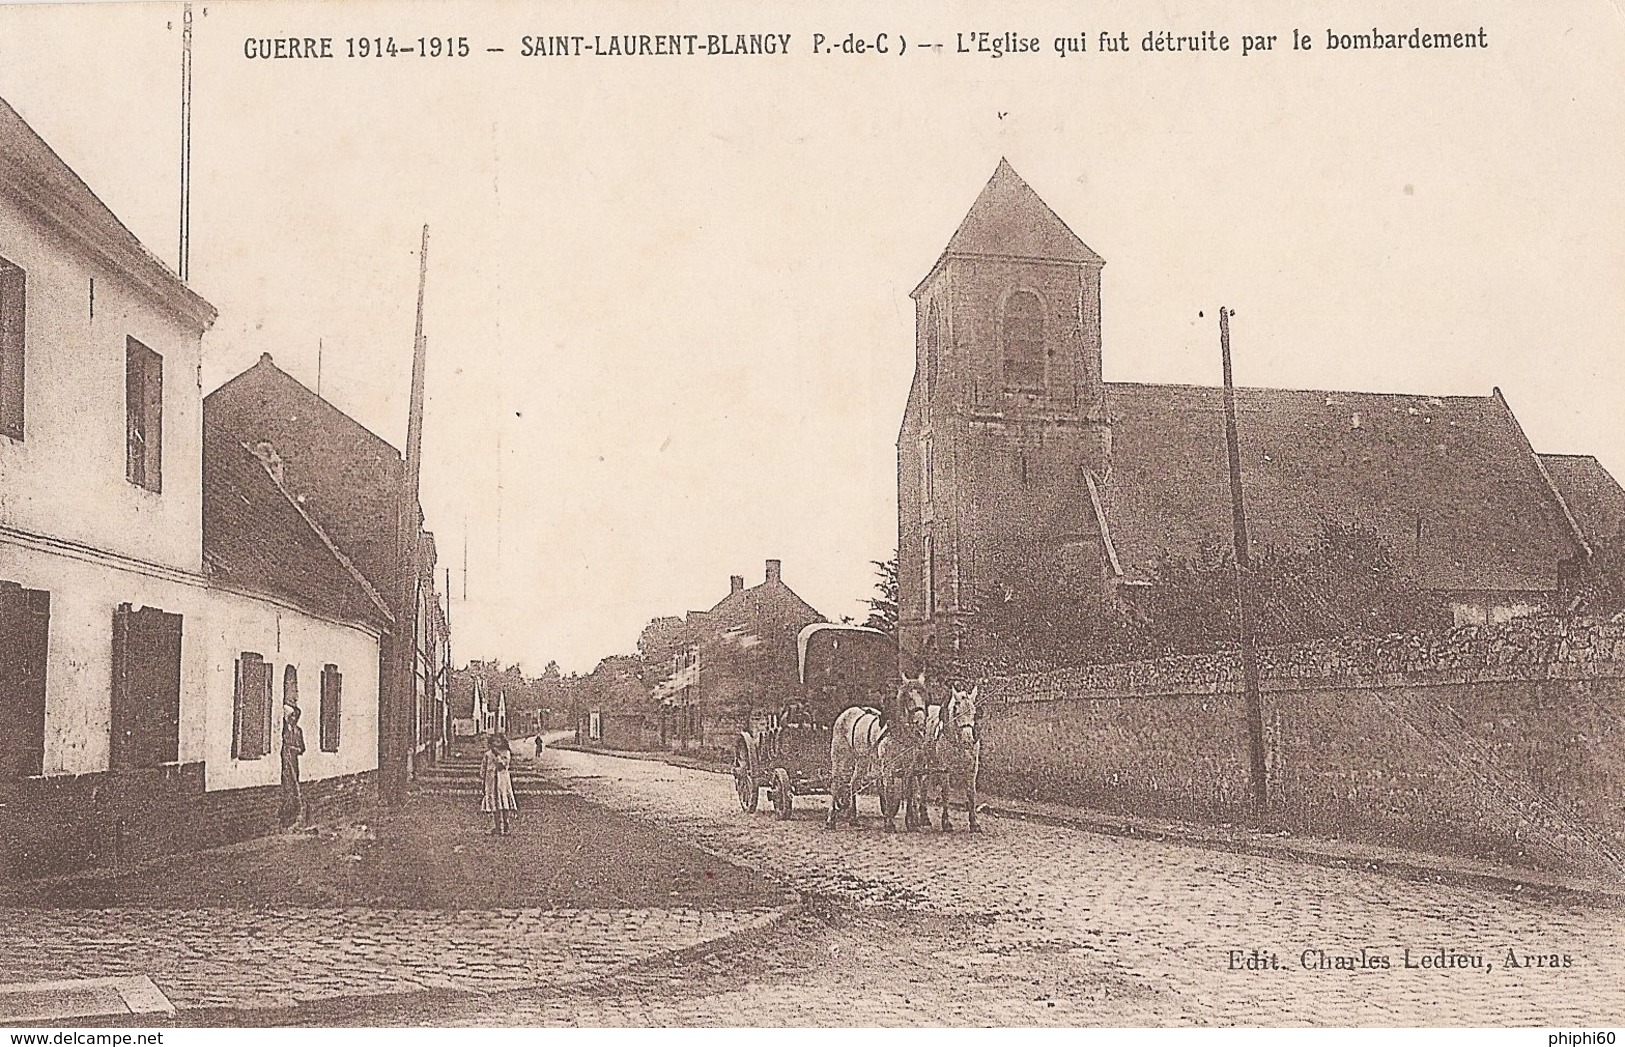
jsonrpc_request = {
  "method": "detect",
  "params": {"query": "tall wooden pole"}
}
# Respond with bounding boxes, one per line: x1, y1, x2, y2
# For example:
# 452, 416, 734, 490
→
1219, 307, 1268, 816
385, 226, 430, 806
177, 3, 193, 281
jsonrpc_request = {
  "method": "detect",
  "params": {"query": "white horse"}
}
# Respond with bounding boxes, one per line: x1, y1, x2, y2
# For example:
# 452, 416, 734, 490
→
825, 676, 929, 831
917, 685, 981, 832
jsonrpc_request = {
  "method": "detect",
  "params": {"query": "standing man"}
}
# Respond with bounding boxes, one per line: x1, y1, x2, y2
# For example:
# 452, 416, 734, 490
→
281, 701, 306, 828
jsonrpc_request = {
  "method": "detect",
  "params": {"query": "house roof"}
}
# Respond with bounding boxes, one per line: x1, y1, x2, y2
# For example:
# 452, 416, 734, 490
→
0, 94, 216, 330
700, 574, 824, 637
208, 353, 404, 465
205, 353, 417, 601
1096, 383, 1587, 593
203, 422, 393, 631
1540, 454, 1625, 543
913, 159, 1104, 297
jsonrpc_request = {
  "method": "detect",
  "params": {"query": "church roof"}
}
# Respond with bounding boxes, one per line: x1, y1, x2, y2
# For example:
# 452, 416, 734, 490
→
913, 160, 1103, 296
1541, 453, 1625, 542
1097, 383, 1592, 594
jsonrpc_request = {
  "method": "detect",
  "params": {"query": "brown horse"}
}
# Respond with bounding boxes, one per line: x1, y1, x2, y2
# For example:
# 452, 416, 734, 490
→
825, 675, 929, 831
917, 685, 981, 832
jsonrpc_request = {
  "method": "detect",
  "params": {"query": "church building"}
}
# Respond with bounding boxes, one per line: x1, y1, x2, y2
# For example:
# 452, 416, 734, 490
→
896, 160, 1625, 669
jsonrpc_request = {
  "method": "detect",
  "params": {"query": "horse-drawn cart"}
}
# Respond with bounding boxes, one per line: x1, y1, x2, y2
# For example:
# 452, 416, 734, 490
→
731, 623, 898, 819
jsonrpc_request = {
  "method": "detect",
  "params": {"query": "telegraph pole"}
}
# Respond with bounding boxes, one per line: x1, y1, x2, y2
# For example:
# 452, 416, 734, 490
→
1219, 307, 1268, 816
385, 226, 430, 806
177, 3, 193, 281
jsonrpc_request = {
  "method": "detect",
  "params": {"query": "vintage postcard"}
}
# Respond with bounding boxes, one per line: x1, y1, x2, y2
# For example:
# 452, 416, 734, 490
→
0, 0, 1622, 1033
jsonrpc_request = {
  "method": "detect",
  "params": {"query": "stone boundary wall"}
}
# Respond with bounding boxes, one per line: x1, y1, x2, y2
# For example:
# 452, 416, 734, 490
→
981, 617, 1625, 704
0, 765, 377, 881
977, 617, 1625, 878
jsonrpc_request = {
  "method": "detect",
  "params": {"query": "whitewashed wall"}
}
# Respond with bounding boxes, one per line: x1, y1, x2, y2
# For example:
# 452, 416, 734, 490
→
0, 192, 207, 573
0, 539, 379, 789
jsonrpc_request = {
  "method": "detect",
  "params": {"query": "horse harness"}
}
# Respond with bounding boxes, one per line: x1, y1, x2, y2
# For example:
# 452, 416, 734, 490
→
844, 707, 888, 751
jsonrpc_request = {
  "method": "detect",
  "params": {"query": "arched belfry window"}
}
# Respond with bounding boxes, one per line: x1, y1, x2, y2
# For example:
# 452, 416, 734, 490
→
1002, 290, 1045, 392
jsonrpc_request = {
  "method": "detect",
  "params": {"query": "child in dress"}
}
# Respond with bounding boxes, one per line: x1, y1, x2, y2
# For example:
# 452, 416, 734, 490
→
481, 732, 518, 835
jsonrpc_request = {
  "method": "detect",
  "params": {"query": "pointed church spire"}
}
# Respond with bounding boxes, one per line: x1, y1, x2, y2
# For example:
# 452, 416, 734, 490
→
939, 160, 1103, 266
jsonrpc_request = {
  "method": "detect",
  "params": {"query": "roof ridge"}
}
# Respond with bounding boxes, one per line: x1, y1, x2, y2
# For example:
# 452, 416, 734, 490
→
1104, 380, 1498, 401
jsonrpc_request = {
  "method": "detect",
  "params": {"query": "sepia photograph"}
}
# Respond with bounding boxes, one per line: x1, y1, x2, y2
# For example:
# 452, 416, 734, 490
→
0, 0, 1622, 1033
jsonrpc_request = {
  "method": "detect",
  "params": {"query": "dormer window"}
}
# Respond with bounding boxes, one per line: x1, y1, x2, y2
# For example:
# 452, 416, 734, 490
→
1002, 290, 1045, 392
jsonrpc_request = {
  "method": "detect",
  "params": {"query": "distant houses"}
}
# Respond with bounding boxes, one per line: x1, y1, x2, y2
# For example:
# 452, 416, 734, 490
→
0, 93, 446, 878
576, 559, 825, 755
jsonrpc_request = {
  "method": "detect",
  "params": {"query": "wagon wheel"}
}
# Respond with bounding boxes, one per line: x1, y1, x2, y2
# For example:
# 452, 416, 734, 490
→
733, 743, 759, 813
772, 767, 794, 820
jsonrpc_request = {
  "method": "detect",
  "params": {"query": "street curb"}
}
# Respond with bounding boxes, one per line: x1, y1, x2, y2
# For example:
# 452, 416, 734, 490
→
979, 803, 1625, 909
555, 741, 1625, 907
174, 900, 802, 1028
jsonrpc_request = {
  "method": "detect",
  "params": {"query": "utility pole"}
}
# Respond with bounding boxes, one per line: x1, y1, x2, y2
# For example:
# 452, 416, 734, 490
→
177, 3, 193, 281
385, 226, 430, 806
1219, 307, 1268, 816
444, 565, 453, 760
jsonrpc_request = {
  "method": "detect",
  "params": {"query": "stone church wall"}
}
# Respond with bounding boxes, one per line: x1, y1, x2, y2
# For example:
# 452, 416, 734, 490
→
978, 616, 1625, 879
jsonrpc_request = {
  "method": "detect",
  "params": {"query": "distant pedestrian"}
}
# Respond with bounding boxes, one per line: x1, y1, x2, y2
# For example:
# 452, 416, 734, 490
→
481, 732, 518, 835
534, 734, 544, 759
280, 703, 305, 828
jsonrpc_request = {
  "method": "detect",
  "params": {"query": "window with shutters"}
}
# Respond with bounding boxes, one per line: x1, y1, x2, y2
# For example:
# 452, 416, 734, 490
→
0, 257, 24, 440
125, 337, 163, 492
110, 604, 183, 770
232, 652, 272, 759
320, 664, 342, 752
0, 580, 49, 780
1002, 290, 1045, 392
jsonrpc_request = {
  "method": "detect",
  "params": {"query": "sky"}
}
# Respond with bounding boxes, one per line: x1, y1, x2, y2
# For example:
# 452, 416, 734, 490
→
2, 0, 1622, 674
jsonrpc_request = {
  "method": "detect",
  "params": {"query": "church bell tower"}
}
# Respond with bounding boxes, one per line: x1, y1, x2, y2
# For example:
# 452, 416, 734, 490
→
897, 160, 1112, 671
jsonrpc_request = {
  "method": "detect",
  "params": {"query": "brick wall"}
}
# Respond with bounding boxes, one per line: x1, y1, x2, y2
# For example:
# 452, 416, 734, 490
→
978, 617, 1625, 878
0, 765, 378, 882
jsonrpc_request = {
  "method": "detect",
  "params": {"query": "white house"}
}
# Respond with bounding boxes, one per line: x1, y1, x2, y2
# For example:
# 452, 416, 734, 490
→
0, 94, 390, 878
470, 677, 507, 735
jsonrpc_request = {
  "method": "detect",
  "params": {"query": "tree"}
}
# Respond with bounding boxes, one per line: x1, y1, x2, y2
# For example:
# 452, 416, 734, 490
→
861, 554, 899, 637
967, 522, 1450, 671
1571, 536, 1625, 617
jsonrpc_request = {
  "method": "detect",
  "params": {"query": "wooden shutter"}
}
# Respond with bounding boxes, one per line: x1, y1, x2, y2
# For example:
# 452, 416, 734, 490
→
233, 653, 270, 759
124, 339, 162, 491
320, 665, 342, 752
261, 659, 274, 757
111, 605, 183, 770
144, 347, 163, 492
0, 581, 49, 779
125, 342, 144, 486
0, 264, 24, 439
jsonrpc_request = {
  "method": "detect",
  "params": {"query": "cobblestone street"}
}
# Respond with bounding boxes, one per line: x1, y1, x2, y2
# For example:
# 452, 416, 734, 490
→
348, 745, 1625, 1027
0, 774, 789, 1020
